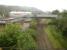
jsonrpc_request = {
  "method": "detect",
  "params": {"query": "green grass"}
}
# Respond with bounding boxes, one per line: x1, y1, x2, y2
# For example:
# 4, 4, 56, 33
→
0, 25, 5, 32
49, 26, 67, 48
45, 26, 63, 48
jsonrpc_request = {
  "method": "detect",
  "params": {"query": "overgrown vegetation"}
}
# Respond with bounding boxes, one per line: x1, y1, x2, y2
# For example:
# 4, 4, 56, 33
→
45, 26, 64, 48
46, 10, 67, 48
0, 23, 37, 50
17, 29, 37, 50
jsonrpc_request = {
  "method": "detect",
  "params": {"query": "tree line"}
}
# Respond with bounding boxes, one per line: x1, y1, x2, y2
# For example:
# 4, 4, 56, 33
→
51, 10, 67, 37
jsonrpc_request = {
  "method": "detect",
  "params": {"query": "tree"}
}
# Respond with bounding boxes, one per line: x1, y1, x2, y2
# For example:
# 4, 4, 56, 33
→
52, 10, 60, 15
51, 10, 67, 37
0, 5, 9, 18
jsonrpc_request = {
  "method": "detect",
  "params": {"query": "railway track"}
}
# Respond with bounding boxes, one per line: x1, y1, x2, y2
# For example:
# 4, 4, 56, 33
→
36, 23, 54, 50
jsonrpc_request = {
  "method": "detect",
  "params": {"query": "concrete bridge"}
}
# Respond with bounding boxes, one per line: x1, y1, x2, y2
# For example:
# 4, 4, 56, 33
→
0, 14, 58, 24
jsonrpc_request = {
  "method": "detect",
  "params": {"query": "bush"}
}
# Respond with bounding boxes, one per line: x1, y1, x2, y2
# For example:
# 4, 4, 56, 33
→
17, 28, 37, 50
0, 23, 21, 47
17, 31, 37, 50
0, 23, 37, 50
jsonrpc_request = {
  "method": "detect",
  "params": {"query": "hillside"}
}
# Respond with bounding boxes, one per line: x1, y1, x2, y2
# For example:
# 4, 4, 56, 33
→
0, 5, 44, 13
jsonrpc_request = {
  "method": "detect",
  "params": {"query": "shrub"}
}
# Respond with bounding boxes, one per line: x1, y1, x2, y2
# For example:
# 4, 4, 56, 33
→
0, 23, 37, 50
0, 23, 21, 47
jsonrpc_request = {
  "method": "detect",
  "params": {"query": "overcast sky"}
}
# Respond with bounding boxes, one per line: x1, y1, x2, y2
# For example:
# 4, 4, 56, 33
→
0, 0, 67, 12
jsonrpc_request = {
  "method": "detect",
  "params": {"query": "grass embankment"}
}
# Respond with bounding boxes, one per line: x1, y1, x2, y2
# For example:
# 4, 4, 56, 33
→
0, 25, 5, 32
45, 26, 64, 48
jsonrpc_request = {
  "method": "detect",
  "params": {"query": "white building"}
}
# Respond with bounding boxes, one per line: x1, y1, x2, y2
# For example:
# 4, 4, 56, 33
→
9, 11, 33, 18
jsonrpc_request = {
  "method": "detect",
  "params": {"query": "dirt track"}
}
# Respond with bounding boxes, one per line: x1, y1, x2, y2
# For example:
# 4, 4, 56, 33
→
36, 22, 54, 50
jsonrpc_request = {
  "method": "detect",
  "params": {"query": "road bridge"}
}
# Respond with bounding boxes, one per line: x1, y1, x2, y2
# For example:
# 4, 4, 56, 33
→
0, 14, 58, 24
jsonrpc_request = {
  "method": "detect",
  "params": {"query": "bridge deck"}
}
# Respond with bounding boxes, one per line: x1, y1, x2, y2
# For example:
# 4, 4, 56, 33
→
0, 14, 58, 24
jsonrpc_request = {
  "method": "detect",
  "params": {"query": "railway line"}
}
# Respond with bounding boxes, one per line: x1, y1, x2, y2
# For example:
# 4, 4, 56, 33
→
36, 21, 54, 50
